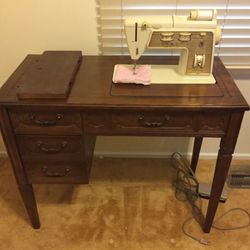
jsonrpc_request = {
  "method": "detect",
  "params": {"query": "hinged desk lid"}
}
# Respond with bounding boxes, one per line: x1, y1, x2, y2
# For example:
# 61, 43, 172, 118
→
16, 51, 82, 100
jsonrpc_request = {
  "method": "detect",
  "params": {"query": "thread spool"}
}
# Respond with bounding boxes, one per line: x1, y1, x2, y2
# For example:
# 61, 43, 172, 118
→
190, 10, 216, 21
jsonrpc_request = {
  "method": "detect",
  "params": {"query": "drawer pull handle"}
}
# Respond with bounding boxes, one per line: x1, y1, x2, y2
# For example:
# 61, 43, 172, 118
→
138, 115, 170, 127
30, 113, 63, 126
37, 141, 67, 153
42, 165, 71, 177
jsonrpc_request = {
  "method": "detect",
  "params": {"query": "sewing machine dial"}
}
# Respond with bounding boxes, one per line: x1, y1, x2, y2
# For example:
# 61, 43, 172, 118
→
160, 32, 174, 42
179, 32, 191, 42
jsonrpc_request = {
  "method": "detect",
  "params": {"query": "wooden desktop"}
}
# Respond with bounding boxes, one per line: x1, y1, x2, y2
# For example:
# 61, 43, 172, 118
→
0, 52, 248, 233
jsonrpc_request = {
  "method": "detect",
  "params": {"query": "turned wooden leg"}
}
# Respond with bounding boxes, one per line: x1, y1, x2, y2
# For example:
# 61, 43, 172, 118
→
203, 113, 244, 233
18, 184, 40, 229
190, 137, 203, 173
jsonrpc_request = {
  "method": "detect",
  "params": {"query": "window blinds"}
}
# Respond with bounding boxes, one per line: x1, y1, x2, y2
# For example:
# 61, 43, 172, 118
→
98, 0, 250, 68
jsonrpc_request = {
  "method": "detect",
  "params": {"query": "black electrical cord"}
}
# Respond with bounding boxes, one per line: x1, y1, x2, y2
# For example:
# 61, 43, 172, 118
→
170, 152, 250, 245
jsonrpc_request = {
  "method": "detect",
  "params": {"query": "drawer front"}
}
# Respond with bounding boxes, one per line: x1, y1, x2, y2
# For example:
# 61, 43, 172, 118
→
24, 162, 88, 184
9, 109, 82, 135
112, 111, 194, 134
17, 136, 85, 162
111, 111, 228, 136
83, 111, 111, 134
198, 112, 229, 134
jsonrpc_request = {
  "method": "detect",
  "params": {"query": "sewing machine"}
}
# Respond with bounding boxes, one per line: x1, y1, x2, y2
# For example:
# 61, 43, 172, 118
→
121, 10, 221, 84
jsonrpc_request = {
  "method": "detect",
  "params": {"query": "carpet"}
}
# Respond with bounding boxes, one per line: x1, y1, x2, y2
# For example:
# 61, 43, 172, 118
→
0, 157, 249, 250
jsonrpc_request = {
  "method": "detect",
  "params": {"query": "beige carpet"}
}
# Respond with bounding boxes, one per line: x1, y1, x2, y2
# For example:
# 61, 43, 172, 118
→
0, 157, 250, 250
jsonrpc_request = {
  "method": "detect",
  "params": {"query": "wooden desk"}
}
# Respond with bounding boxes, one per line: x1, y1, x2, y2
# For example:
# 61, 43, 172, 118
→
0, 52, 248, 233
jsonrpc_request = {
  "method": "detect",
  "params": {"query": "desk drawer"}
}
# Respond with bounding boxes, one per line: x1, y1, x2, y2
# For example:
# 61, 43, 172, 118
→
9, 109, 82, 135
111, 111, 228, 136
112, 111, 194, 134
17, 135, 85, 162
24, 162, 88, 184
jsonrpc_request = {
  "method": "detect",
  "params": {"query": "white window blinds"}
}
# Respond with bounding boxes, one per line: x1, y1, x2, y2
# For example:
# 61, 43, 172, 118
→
98, 0, 250, 68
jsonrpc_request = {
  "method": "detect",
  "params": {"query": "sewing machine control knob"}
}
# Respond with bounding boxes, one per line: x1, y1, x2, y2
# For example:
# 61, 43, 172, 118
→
194, 54, 206, 68
179, 32, 191, 42
160, 32, 174, 42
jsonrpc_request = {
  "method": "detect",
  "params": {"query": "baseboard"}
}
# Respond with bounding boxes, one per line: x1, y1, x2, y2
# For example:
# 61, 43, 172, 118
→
94, 151, 250, 160
0, 150, 250, 160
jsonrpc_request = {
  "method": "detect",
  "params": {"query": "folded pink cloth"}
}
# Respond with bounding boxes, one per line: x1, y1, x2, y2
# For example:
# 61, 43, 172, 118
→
113, 64, 151, 85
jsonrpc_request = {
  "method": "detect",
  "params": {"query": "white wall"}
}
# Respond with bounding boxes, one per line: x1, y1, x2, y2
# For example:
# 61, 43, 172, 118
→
0, 0, 99, 86
0, 0, 249, 159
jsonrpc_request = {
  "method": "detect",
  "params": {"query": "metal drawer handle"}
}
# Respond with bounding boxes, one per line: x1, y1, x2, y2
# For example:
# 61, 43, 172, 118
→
37, 141, 67, 153
42, 165, 71, 177
30, 113, 63, 126
138, 114, 170, 128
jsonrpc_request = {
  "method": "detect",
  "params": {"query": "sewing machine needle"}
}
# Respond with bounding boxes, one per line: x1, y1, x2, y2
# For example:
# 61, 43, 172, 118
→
133, 60, 137, 75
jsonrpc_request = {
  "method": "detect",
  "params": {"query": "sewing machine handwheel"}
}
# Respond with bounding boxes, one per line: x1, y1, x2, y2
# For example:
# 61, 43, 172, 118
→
137, 114, 170, 128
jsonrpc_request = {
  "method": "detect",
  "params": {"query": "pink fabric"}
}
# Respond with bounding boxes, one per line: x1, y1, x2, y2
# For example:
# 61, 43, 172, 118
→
113, 64, 151, 85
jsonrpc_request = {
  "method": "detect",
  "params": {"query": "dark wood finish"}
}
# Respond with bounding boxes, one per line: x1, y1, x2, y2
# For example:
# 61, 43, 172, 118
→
16, 51, 82, 100
0, 109, 40, 228
0, 53, 248, 233
9, 109, 82, 135
0, 108, 28, 184
111, 81, 223, 97
83, 135, 96, 178
204, 112, 244, 232
24, 162, 89, 184
0, 56, 247, 109
18, 184, 40, 229
16, 135, 95, 184
83, 111, 111, 134
191, 137, 203, 173
112, 111, 193, 132
111, 110, 228, 136
17, 135, 86, 162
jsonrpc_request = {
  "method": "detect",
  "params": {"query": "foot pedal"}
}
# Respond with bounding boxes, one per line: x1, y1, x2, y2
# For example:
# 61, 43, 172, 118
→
198, 182, 227, 202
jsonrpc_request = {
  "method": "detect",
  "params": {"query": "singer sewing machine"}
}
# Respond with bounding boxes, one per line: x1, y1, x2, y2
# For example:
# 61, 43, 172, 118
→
118, 10, 221, 84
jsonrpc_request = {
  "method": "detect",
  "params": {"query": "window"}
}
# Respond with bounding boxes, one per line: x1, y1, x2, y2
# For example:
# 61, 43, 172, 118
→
98, 0, 250, 68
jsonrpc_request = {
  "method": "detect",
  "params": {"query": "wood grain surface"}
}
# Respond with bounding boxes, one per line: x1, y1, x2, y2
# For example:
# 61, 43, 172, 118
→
15, 51, 82, 100
0, 53, 248, 233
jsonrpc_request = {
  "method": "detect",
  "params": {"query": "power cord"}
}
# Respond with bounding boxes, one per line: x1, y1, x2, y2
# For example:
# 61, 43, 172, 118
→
170, 152, 250, 245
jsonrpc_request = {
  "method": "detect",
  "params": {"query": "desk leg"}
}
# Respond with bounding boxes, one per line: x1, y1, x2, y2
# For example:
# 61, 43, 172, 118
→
190, 137, 203, 173
203, 113, 244, 233
18, 184, 40, 229
0, 108, 40, 229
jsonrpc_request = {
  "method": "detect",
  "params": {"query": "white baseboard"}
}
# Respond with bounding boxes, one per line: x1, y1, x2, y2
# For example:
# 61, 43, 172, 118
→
0, 150, 250, 160
94, 151, 250, 160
